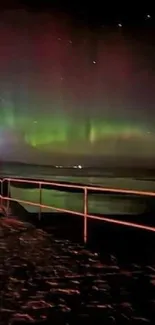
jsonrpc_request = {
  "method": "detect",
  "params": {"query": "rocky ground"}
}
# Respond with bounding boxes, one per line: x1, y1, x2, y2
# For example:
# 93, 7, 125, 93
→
0, 217, 155, 324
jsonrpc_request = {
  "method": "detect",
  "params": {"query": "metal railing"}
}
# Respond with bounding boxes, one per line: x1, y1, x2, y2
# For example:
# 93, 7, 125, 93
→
1, 177, 155, 243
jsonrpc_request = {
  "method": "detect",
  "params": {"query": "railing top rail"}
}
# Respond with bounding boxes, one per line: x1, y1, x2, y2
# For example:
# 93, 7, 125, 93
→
2, 176, 155, 197
3, 177, 83, 189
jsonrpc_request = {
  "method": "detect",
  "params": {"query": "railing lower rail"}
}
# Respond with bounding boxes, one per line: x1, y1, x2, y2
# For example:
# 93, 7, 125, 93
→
1, 177, 155, 243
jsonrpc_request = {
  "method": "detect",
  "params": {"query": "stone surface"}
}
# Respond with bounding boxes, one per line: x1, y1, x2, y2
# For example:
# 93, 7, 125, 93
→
0, 217, 154, 324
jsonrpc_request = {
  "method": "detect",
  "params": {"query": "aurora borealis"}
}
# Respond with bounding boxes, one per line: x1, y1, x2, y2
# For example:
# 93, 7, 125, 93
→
0, 10, 155, 166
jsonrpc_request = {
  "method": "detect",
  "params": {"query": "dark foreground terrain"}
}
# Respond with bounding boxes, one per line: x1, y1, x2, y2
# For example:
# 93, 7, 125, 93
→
1, 215, 155, 325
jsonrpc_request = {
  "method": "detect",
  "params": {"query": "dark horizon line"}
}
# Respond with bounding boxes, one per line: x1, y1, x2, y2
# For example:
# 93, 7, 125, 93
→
1, 159, 155, 171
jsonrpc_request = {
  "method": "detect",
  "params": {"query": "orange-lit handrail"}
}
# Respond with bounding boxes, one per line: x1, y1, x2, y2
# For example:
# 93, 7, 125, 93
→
1, 194, 155, 233
2, 176, 155, 197
1, 177, 155, 243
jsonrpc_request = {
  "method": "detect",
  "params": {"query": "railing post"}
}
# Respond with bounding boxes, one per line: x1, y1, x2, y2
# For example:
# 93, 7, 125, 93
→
7, 179, 10, 217
38, 182, 42, 221
1, 179, 4, 207
0, 180, 2, 207
84, 187, 88, 243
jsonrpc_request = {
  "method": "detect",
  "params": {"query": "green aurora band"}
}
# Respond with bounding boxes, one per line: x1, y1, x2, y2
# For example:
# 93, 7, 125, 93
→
0, 104, 147, 154
24, 118, 145, 149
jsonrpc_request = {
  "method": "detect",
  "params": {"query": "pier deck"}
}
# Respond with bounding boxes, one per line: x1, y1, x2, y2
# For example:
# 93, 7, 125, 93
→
0, 213, 155, 325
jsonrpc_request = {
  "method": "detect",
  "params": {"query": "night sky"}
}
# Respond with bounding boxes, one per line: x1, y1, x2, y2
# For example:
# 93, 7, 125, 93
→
0, 4, 155, 166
